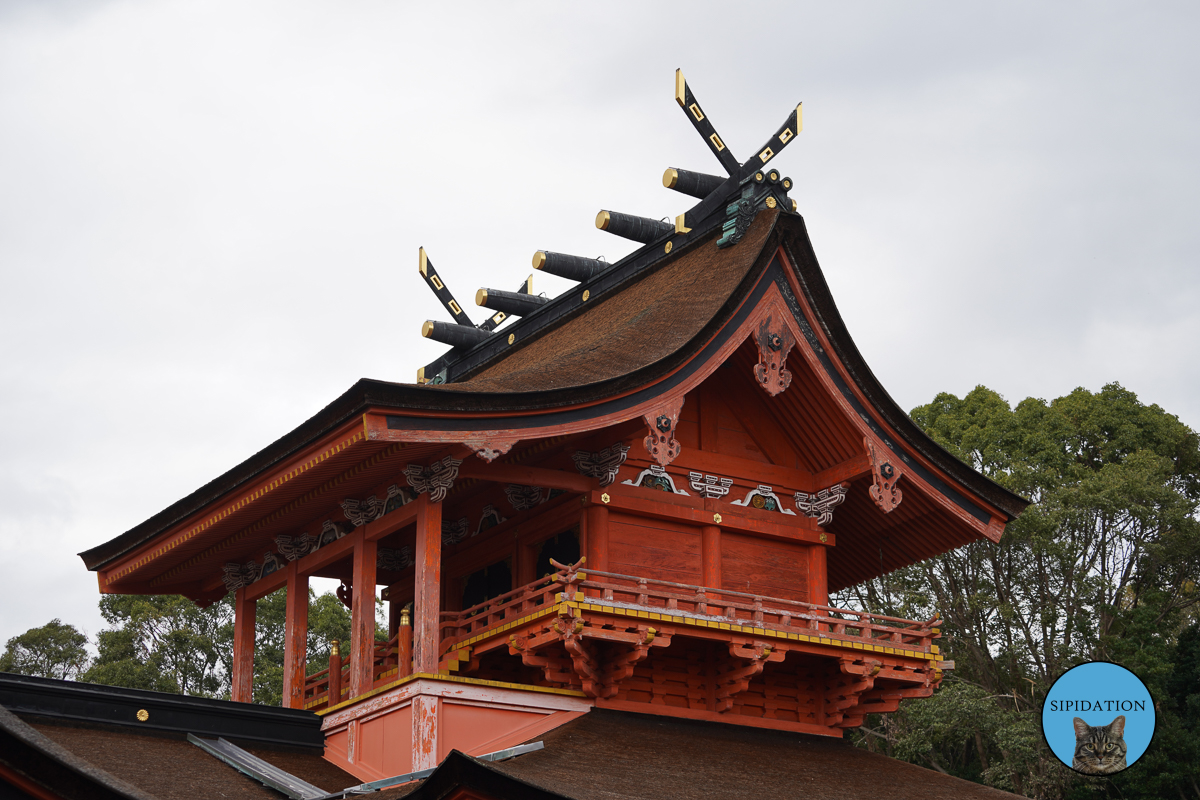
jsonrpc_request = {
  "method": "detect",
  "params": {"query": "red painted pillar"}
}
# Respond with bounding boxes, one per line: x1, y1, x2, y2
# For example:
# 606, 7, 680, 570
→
809, 544, 829, 607
282, 561, 309, 709
232, 587, 256, 703
701, 525, 721, 589
585, 504, 609, 572
349, 527, 378, 698
413, 494, 442, 674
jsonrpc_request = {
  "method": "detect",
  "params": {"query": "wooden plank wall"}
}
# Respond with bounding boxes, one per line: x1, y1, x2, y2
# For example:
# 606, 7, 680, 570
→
720, 533, 810, 603
607, 512, 703, 585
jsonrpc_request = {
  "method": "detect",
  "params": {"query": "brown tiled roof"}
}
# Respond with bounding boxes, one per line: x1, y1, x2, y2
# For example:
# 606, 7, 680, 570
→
452, 212, 777, 393
13, 717, 358, 800
484, 709, 1020, 800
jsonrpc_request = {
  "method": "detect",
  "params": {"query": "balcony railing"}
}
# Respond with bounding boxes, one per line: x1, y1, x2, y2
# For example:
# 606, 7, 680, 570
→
303, 561, 940, 711
439, 560, 941, 655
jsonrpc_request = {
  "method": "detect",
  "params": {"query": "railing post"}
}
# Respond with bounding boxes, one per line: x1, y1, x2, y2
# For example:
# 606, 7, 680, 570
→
398, 607, 413, 678
328, 640, 342, 706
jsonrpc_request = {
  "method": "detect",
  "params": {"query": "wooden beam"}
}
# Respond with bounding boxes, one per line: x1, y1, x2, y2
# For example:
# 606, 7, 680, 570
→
458, 460, 592, 493
814, 453, 871, 488
595, 488, 830, 545
232, 588, 255, 703
670, 450, 814, 494
282, 562, 308, 709
349, 527, 377, 698
413, 495, 443, 674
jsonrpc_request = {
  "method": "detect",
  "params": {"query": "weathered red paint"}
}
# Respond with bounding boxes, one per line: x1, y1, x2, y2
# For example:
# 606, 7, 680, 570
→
282, 561, 309, 709
350, 528, 378, 698
413, 494, 442, 675
232, 587, 255, 703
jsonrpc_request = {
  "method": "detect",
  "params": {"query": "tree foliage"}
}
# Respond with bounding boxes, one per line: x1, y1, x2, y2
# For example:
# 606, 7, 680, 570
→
0, 619, 89, 680
840, 383, 1200, 798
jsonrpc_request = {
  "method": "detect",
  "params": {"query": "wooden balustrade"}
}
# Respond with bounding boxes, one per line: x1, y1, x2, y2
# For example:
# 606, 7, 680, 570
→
303, 614, 416, 711
437, 560, 941, 656
302, 562, 939, 711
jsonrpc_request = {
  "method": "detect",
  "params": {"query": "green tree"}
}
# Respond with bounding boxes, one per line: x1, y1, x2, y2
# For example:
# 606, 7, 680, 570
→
839, 384, 1200, 798
83, 594, 230, 697
0, 619, 90, 680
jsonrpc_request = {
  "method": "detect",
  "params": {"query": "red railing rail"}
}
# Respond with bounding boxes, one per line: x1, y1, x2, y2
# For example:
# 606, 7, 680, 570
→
438, 559, 941, 655
302, 623, 415, 711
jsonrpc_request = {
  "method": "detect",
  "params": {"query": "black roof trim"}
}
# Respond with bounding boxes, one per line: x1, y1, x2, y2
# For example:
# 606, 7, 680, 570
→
0, 673, 323, 750
777, 221, 1029, 520
430, 197, 732, 384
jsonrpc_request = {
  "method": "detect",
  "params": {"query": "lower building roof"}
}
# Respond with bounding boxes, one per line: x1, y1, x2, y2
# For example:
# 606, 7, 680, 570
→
384, 708, 1024, 800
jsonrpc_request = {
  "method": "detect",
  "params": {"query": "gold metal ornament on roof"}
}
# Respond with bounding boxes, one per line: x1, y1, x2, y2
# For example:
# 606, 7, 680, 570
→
136, 709, 149, 722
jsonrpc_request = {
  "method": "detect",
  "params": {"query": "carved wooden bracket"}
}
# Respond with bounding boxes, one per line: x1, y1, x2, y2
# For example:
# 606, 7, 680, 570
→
642, 397, 685, 466
341, 495, 386, 527
572, 443, 630, 487
404, 456, 463, 503
504, 484, 545, 511
825, 657, 881, 727
793, 482, 850, 526
463, 439, 515, 462
716, 641, 785, 712
864, 436, 903, 513
753, 315, 796, 396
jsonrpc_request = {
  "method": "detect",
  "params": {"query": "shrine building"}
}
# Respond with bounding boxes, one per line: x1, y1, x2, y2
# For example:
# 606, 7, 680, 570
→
40, 71, 1027, 797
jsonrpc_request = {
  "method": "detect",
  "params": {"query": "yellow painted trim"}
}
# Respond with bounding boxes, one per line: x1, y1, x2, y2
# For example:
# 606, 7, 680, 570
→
316, 671, 588, 715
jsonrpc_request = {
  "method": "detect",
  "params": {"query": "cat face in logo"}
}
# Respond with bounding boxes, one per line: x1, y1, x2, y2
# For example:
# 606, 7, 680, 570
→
1072, 715, 1127, 774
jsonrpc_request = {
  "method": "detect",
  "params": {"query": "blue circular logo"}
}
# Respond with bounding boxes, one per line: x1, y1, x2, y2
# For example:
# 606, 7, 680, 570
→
1042, 661, 1155, 775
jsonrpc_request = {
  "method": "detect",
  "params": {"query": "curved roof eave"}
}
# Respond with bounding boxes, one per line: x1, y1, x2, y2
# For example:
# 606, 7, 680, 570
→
81, 210, 1027, 572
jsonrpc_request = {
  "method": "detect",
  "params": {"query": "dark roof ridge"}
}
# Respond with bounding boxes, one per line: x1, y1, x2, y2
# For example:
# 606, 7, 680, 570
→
0, 673, 323, 749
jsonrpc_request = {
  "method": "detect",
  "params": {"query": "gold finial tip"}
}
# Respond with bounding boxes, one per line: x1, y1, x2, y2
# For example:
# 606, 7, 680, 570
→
674, 69, 685, 107
418, 246, 428, 276
663, 168, 678, 189
595, 210, 611, 230
421, 320, 434, 338
532, 250, 546, 270
475, 288, 487, 306
400, 609, 411, 625
331, 639, 340, 656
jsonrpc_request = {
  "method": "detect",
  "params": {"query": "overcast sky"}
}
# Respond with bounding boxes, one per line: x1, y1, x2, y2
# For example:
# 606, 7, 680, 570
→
2, 1, 1198, 648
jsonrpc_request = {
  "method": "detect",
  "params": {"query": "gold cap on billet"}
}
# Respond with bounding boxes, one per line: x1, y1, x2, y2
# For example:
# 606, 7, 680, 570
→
475, 289, 488, 305
421, 320, 434, 338
595, 210, 611, 230
418, 246, 428, 276
663, 168, 679, 189
532, 251, 547, 270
